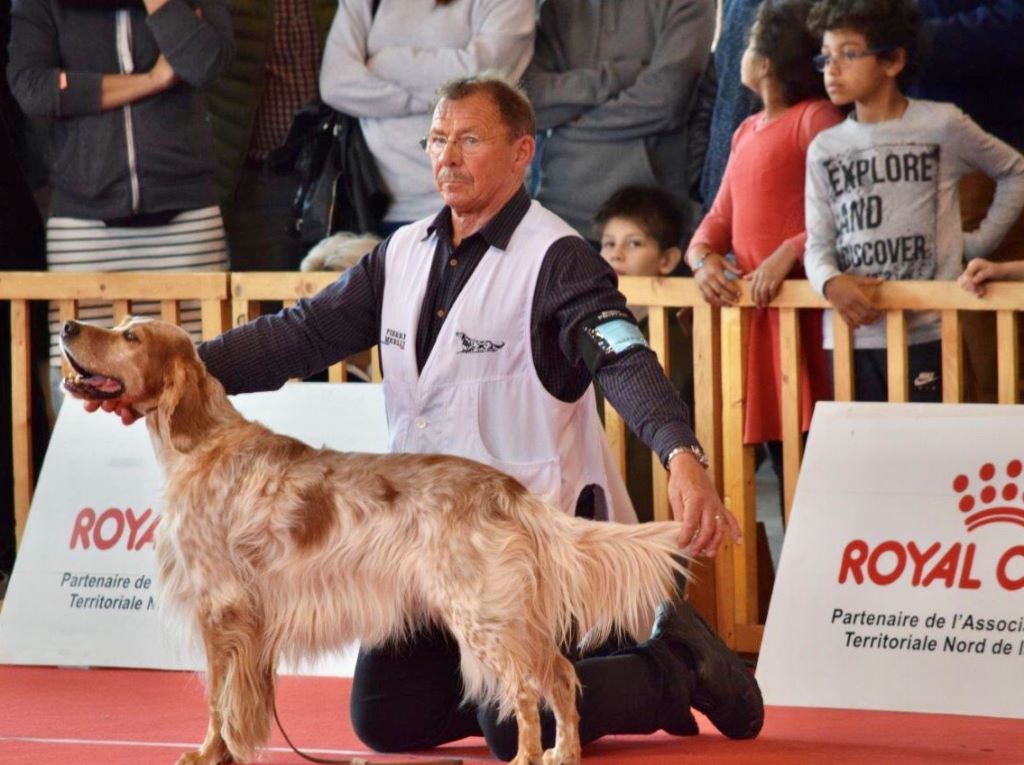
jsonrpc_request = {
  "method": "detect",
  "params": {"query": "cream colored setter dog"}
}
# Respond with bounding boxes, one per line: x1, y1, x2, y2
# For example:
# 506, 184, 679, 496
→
61, 317, 693, 765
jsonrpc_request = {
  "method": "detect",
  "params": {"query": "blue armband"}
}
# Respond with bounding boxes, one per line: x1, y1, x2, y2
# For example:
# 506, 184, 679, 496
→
579, 311, 649, 372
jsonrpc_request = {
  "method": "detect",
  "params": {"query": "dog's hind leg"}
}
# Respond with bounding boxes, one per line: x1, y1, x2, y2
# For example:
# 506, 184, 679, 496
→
446, 612, 544, 764
508, 683, 545, 765
541, 654, 581, 765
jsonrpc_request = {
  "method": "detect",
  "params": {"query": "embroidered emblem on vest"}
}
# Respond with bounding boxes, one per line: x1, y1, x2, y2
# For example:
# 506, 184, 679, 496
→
383, 328, 406, 350
456, 331, 505, 354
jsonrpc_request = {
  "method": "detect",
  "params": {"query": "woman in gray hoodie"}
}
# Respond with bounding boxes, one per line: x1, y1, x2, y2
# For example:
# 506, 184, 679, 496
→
7, 0, 235, 377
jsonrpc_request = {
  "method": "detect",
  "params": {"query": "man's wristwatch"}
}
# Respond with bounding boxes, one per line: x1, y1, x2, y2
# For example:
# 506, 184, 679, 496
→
664, 444, 709, 470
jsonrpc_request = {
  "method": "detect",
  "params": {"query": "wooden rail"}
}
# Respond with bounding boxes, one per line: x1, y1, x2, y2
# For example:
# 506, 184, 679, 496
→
4, 272, 1023, 651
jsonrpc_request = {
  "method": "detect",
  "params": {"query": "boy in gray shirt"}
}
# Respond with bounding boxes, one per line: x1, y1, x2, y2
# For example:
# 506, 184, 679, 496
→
803, 0, 1024, 401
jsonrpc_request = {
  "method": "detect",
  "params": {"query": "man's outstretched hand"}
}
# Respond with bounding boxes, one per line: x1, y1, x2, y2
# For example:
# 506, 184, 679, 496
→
83, 398, 142, 426
667, 450, 741, 557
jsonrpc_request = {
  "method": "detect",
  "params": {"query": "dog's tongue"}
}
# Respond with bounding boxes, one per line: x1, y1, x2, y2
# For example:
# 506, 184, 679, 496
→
83, 374, 122, 393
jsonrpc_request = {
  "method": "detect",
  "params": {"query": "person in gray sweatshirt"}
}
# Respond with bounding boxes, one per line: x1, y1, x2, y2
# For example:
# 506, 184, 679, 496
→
319, 0, 535, 234
803, 0, 1024, 402
524, 0, 714, 246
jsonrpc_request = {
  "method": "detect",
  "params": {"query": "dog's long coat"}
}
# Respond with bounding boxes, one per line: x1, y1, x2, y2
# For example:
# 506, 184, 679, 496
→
61, 317, 692, 765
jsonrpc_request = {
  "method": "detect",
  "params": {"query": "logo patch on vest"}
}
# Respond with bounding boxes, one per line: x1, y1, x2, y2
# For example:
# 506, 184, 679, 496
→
383, 328, 406, 350
456, 331, 505, 354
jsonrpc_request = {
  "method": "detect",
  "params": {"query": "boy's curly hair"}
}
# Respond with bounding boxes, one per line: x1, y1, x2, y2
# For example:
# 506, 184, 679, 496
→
594, 185, 682, 251
808, 0, 926, 89
752, 0, 827, 106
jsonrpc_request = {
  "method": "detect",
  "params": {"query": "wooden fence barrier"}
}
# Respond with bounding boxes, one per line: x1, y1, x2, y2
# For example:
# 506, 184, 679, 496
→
613, 277, 1022, 651
4, 271, 1023, 652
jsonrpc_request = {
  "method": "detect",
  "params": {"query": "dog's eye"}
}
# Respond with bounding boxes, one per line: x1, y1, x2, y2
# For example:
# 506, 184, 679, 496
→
123, 328, 139, 343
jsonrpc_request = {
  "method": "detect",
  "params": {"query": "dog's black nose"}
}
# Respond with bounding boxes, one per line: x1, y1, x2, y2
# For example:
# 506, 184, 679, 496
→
61, 320, 80, 339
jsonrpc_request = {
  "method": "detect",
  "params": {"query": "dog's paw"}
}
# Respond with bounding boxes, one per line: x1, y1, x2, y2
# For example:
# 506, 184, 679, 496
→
508, 755, 542, 765
542, 745, 581, 765
174, 749, 235, 765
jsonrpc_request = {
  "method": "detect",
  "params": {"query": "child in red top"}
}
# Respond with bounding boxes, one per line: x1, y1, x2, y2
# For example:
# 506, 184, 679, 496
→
686, 0, 841, 495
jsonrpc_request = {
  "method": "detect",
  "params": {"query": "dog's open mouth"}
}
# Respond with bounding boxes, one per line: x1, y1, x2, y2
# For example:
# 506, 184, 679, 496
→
62, 349, 125, 400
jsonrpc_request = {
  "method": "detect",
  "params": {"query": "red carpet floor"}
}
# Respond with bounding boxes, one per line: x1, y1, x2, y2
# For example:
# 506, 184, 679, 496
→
2, 665, 1022, 764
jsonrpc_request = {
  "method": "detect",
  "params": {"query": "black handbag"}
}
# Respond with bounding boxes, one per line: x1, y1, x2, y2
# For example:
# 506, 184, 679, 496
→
268, 0, 389, 244
269, 100, 392, 244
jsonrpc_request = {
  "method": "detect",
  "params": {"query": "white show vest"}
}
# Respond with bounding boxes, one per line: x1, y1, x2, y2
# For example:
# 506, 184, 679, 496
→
379, 201, 637, 523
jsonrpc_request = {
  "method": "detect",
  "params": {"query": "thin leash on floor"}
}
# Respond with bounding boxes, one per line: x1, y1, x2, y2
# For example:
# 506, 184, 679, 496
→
273, 700, 463, 765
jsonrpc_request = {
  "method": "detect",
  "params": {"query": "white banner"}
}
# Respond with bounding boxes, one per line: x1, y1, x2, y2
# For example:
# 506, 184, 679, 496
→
759, 402, 1024, 718
0, 383, 389, 675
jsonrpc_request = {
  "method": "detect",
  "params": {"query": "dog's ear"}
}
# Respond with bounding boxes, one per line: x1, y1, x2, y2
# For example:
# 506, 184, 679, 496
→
158, 358, 209, 453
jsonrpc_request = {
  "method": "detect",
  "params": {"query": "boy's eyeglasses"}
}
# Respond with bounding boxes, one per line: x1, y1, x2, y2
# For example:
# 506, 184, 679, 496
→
812, 47, 890, 72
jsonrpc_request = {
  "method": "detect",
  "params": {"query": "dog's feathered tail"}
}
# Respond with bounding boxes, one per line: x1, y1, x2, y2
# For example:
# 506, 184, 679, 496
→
458, 490, 693, 716
535, 500, 693, 649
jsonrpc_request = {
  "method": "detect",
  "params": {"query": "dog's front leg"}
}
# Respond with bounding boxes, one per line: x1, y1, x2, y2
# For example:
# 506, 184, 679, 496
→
175, 633, 234, 765
179, 603, 275, 765
213, 611, 276, 764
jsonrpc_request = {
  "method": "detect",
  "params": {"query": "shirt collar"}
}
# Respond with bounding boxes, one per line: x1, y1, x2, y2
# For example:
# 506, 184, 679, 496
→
424, 186, 532, 252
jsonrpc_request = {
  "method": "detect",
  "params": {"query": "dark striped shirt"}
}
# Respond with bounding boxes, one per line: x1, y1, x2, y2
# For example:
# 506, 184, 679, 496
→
199, 188, 699, 462
249, 0, 322, 160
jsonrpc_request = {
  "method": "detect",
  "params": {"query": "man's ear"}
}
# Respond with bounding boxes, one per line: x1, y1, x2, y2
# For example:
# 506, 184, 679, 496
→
513, 134, 536, 173
659, 246, 684, 275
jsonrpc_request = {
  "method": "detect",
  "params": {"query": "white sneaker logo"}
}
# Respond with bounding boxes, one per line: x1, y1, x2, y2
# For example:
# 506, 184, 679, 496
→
913, 371, 938, 388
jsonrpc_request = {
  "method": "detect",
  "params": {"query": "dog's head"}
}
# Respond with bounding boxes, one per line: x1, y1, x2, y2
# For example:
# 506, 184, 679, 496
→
61, 317, 216, 451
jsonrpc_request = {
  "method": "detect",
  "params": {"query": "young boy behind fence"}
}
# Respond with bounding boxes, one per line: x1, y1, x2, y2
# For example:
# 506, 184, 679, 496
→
803, 0, 1024, 401
595, 185, 694, 522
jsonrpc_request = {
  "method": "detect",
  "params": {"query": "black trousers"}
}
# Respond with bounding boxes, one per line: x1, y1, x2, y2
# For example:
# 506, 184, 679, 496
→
349, 625, 685, 762
829, 340, 943, 403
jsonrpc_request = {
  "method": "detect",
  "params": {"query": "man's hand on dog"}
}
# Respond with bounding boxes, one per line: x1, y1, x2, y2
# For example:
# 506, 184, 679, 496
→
668, 451, 741, 557
84, 398, 142, 426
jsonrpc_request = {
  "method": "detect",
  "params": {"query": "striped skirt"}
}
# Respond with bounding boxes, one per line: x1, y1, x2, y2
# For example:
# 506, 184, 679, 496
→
46, 206, 229, 364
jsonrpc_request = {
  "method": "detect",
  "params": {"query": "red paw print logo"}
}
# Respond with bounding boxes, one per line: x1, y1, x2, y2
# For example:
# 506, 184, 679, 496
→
953, 460, 1024, 532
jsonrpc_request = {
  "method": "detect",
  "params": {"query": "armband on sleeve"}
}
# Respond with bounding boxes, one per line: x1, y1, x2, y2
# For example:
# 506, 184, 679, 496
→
578, 310, 649, 373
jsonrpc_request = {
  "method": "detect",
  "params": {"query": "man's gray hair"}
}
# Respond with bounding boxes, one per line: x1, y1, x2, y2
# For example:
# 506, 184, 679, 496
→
432, 72, 536, 139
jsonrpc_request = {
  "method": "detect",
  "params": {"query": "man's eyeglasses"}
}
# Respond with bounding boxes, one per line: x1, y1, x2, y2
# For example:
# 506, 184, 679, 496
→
812, 47, 890, 72
420, 134, 500, 157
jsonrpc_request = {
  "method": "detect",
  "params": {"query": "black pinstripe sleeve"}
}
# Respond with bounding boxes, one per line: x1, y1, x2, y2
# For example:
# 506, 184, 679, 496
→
532, 236, 701, 464
198, 237, 388, 393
